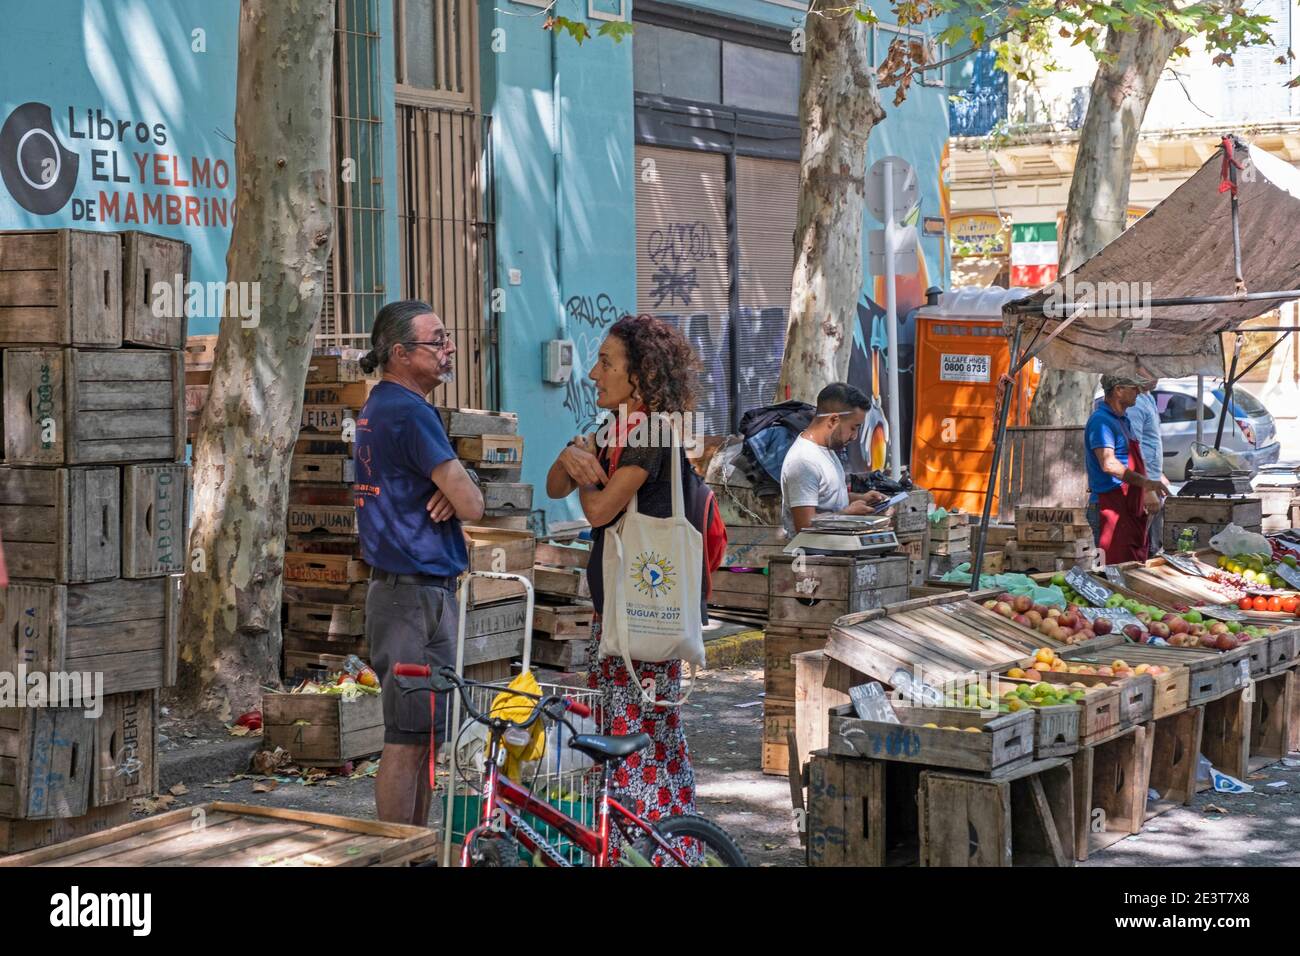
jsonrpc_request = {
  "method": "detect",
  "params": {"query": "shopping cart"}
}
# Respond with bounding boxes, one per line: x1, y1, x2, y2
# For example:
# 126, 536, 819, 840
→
435, 570, 600, 867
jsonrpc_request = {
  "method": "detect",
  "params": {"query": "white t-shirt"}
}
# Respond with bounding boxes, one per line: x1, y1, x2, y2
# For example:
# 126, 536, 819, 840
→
780, 435, 849, 537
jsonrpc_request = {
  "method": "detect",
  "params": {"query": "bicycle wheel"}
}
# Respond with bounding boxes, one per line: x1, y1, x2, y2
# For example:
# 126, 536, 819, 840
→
632, 814, 749, 867
467, 830, 522, 867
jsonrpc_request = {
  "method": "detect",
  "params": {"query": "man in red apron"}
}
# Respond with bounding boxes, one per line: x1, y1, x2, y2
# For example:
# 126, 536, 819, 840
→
1084, 374, 1169, 564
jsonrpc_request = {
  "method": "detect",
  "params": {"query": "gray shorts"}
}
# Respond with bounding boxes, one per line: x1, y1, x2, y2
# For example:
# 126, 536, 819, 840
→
365, 578, 459, 746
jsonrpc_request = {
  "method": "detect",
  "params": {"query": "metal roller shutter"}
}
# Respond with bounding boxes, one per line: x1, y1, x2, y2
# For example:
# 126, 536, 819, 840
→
635, 145, 733, 436
736, 156, 799, 418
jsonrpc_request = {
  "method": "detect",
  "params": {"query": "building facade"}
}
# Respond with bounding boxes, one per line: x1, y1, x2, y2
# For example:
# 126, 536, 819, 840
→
0, 0, 955, 520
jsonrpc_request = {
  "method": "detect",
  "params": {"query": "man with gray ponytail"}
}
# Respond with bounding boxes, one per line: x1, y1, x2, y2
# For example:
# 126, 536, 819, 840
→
353, 300, 484, 825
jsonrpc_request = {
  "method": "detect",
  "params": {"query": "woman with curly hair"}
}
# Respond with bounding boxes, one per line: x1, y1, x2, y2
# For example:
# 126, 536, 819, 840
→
546, 314, 702, 859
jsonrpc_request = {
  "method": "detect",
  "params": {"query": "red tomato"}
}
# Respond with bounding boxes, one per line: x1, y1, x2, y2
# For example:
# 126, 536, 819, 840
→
1268, 596, 1284, 612
1283, 596, 1299, 614
1253, 596, 1270, 612
1239, 597, 1255, 611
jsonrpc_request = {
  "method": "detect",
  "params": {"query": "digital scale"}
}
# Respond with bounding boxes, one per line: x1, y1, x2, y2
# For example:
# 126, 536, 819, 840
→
785, 515, 901, 556
1179, 443, 1255, 497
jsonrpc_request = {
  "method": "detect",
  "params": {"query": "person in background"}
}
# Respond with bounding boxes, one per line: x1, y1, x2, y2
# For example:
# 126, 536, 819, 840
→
545, 313, 709, 862
1085, 373, 1168, 564
1127, 377, 1167, 555
354, 300, 484, 825
780, 382, 888, 536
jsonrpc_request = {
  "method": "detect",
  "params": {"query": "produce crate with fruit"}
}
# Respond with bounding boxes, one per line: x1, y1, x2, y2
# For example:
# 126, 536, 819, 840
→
1003, 646, 1158, 725
262, 672, 383, 767
827, 702, 1036, 775
1062, 636, 1244, 707
1001, 650, 1123, 746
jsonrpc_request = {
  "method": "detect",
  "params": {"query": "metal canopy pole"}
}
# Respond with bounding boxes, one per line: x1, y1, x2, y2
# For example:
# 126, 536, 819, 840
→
971, 322, 1024, 587
1196, 374, 1205, 446
1215, 333, 1243, 451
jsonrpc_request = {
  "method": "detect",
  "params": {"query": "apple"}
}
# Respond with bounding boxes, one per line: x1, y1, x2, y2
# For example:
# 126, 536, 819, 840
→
982, 599, 998, 609
1122, 624, 1145, 641
1012, 613, 1030, 626
1093, 618, 1113, 635
1208, 622, 1229, 636
1148, 621, 1170, 639
1215, 634, 1238, 651
1031, 604, 1049, 617
1025, 610, 1043, 628
997, 592, 1015, 605
1047, 607, 1062, 620
1167, 616, 1189, 635
994, 602, 1013, 617
1136, 611, 1153, 625
1012, 595, 1033, 614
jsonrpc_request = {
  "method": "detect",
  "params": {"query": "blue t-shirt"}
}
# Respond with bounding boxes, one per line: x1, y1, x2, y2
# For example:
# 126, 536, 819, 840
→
353, 381, 468, 576
1084, 402, 1135, 503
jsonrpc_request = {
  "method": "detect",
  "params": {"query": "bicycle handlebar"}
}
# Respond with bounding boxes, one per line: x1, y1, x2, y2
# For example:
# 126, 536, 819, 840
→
391, 662, 590, 731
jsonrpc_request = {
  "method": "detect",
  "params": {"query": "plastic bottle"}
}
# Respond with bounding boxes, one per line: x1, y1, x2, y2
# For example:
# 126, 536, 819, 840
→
1178, 528, 1195, 553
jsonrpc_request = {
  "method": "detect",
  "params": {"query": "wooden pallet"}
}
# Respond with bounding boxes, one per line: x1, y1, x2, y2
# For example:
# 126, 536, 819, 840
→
0, 803, 438, 867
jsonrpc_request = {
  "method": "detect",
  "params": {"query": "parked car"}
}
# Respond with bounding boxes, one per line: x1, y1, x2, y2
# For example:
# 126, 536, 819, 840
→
1093, 378, 1281, 480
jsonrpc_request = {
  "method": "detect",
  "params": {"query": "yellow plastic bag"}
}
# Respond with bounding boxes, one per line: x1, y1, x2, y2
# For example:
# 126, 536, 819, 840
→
489, 669, 546, 781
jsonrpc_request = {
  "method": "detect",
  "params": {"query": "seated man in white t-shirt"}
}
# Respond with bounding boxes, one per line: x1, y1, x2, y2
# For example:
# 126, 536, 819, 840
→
780, 382, 888, 536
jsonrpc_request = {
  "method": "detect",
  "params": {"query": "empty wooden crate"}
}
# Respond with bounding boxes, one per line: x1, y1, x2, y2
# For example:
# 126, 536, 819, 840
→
94, 690, 159, 807
121, 231, 189, 348
0, 465, 120, 582
0, 705, 97, 819
122, 463, 189, 577
3, 348, 184, 464
0, 229, 122, 347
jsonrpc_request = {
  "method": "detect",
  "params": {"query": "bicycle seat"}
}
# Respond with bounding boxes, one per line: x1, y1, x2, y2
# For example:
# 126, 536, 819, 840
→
568, 733, 651, 763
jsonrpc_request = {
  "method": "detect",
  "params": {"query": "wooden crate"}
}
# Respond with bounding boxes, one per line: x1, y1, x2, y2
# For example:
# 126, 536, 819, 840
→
534, 602, 594, 640
892, 509, 929, 535
300, 404, 354, 434
286, 602, 364, 638
1002, 677, 1121, 746
0, 802, 439, 867
0, 705, 97, 819
283, 552, 369, 589
283, 647, 358, 682
793, 650, 852, 773
982, 523, 1018, 549
438, 407, 519, 437
998, 427, 1088, 523
806, 751, 923, 866
918, 759, 1075, 867
0, 576, 180, 699
1070, 723, 1150, 861
534, 540, 590, 570
1062, 639, 1241, 708
284, 581, 368, 607
94, 690, 158, 807
306, 353, 368, 384
528, 636, 587, 671
122, 463, 188, 577
287, 503, 357, 536
1143, 707, 1204, 821
709, 568, 768, 612
1016, 526, 1094, 550
1248, 669, 1293, 772
1015, 505, 1089, 527
764, 626, 831, 701
293, 436, 353, 457
1004, 542, 1102, 574
827, 703, 1035, 775
462, 599, 528, 666
1269, 627, 1300, 673
482, 481, 533, 515
1163, 495, 1262, 527
464, 526, 534, 606
0, 229, 122, 347
3, 348, 184, 464
263, 692, 384, 766
303, 381, 375, 407
121, 231, 189, 348
0, 465, 119, 582
0, 801, 131, 856
896, 528, 930, 587
290, 454, 355, 484
476, 515, 529, 531
533, 566, 589, 601
1200, 684, 1252, 787
722, 524, 786, 569
768, 554, 909, 628
762, 697, 795, 776
456, 434, 523, 466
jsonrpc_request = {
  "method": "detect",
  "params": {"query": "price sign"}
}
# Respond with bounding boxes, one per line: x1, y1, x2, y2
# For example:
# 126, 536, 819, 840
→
1194, 604, 1246, 622
1104, 566, 1127, 586
1273, 562, 1300, 590
1163, 552, 1207, 577
851, 682, 902, 722
1077, 607, 1144, 633
1066, 567, 1113, 606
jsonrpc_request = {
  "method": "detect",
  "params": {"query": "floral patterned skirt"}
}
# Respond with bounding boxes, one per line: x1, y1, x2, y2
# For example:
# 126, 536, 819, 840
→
585, 619, 697, 861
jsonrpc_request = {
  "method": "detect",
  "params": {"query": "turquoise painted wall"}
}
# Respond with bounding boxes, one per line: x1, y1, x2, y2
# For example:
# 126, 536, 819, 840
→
480, 1, 636, 524
0, 0, 240, 331
0, 0, 401, 339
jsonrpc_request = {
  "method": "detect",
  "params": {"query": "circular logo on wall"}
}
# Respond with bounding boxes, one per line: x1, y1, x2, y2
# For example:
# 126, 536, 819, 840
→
0, 102, 79, 215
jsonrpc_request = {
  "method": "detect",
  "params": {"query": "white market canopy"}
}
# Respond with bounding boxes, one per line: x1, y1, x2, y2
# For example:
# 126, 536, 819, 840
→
1003, 137, 1300, 379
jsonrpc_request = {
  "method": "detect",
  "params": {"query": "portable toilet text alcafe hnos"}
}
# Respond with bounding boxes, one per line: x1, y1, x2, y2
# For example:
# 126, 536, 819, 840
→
911, 287, 1038, 515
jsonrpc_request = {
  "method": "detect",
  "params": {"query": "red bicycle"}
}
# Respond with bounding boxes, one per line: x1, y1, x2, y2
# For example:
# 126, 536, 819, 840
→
394, 663, 748, 867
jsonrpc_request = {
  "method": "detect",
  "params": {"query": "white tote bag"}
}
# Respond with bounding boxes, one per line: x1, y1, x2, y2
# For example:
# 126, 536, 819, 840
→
599, 420, 704, 707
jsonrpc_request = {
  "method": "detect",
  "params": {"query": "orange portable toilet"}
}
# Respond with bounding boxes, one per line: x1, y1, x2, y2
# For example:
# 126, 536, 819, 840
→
911, 288, 1039, 515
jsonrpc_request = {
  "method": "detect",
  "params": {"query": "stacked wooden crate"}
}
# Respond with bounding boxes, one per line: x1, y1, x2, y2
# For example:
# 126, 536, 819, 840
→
708, 524, 785, 627
529, 539, 595, 672
1006, 505, 1102, 573
762, 552, 909, 775
0, 228, 183, 852
281, 352, 373, 681
926, 510, 973, 579
1162, 496, 1262, 552
440, 408, 530, 531
890, 489, 931, 587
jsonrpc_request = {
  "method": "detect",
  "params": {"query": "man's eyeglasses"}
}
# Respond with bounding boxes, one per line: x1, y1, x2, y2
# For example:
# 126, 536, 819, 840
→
400, 336, 450, 352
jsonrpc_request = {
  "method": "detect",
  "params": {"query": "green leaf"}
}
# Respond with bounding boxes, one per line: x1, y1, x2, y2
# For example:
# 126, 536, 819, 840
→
854, 8, 878, 24
596, 21, 634, 43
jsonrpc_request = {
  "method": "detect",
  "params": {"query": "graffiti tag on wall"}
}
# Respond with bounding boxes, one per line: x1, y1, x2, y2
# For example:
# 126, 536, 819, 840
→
646, 221, 715, 309
563, 292, 621, 432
